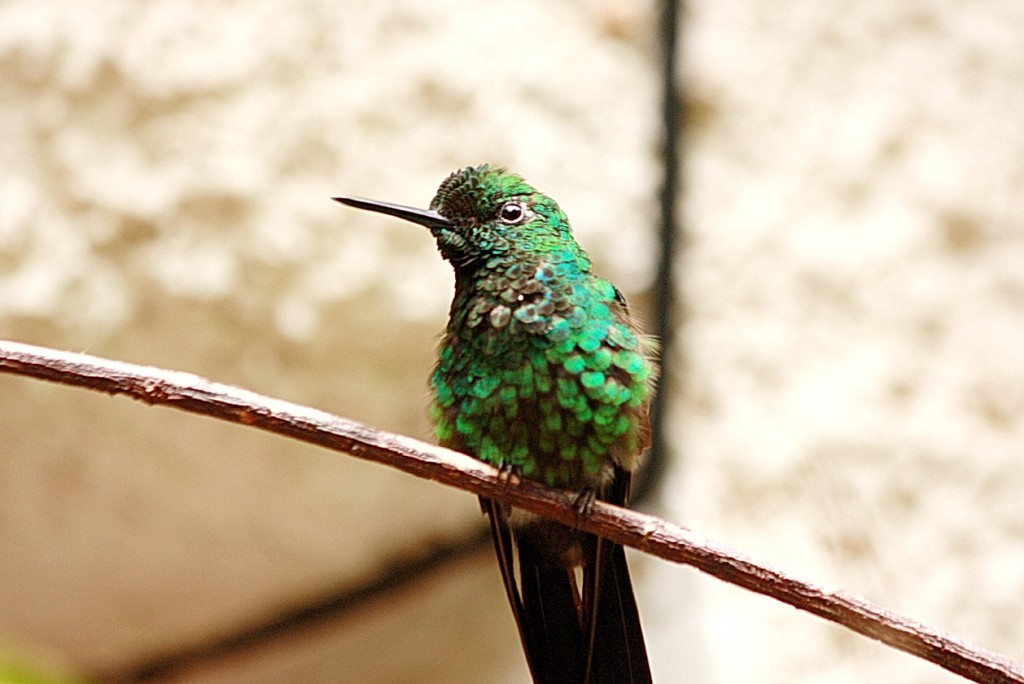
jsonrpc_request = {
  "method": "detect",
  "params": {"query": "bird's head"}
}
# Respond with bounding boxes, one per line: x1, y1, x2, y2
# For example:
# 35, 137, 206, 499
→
335, 165, 582, 272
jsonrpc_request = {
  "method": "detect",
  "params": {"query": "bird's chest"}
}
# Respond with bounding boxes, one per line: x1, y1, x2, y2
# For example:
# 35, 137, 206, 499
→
463, 270, 560, 341
429, 263, 646, 488
446, 260, 570, 358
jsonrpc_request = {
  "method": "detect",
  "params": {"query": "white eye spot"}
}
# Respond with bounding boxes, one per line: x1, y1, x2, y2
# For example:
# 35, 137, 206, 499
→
499, 201, 526, 224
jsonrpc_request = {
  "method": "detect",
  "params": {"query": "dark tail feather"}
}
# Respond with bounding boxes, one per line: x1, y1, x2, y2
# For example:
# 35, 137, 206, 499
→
584, 469, 653, 684
483, 487, 651, 684
482, 497, 587, 684
584, 538, 653, 684
518, 536, 588, 684
481, 499, 530, 655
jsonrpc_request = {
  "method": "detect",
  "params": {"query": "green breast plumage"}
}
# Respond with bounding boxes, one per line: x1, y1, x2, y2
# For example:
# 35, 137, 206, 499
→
429, 251, 655, 489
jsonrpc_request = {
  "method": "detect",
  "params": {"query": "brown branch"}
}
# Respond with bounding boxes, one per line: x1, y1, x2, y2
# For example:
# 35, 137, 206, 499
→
1, 339, 1021, 684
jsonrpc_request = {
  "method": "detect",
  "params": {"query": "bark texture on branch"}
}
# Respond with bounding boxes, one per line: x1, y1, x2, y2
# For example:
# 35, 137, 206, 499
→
1, 339, 1021, 684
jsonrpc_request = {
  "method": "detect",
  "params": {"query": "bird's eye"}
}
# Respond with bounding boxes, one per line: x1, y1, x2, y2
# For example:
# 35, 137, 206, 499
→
498, 201, 526, 224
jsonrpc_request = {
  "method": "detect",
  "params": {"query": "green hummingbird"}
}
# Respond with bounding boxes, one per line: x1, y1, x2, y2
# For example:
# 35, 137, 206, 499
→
335, 165, 656, 684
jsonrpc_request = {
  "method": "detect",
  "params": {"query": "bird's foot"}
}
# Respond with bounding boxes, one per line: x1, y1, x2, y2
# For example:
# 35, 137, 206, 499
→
572, 489, 597, 527
497, 462, 523, 486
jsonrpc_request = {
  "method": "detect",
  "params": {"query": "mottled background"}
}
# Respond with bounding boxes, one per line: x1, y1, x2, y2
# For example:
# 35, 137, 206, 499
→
1, 1, 1022, 682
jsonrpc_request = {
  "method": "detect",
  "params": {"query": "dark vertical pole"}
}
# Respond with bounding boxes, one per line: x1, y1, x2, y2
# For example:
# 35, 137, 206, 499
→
636, 0, 681, 502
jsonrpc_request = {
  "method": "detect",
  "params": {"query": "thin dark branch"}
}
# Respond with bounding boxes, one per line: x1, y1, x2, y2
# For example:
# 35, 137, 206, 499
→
102, 527, 492, 683
639, 0, 682, 503
1, 339, 1022, 684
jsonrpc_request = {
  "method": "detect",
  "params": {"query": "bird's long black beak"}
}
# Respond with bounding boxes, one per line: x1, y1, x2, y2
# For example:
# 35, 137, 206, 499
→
333, 195, 451, 229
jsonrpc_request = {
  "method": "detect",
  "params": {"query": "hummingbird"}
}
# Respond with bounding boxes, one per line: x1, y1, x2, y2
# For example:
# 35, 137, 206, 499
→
334, 165, 656, 684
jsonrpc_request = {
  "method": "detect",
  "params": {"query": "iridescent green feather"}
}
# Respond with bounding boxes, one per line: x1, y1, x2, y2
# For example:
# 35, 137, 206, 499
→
426, 165, 656, 488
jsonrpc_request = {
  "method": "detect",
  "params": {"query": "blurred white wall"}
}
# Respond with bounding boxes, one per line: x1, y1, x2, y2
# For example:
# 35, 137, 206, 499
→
1, 0, 1022, 682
